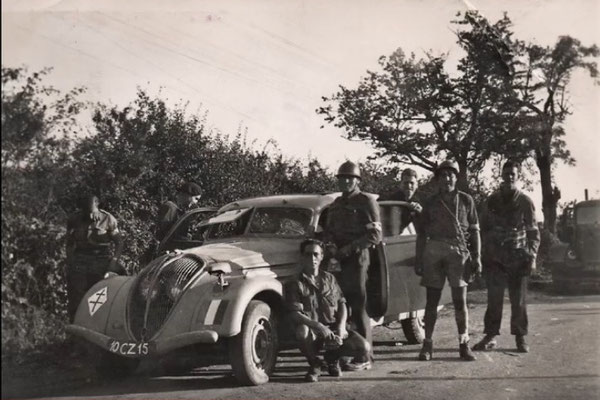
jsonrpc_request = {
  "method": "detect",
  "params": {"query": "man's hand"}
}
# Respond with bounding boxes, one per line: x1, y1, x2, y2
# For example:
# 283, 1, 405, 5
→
313, 322, 335, 339
414, 261, 424, 277
103, 271, 119, 279
472, 257, 482, 277
409, 202, 423, 213
336, 326, 349, 340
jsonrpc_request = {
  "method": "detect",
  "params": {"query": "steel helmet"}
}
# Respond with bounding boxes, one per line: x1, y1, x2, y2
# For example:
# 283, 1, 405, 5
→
336, 161, 361, 179
435, 160, 460, 177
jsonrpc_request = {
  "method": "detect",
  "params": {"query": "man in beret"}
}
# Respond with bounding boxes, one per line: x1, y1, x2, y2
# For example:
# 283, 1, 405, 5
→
155, 182, 202, 241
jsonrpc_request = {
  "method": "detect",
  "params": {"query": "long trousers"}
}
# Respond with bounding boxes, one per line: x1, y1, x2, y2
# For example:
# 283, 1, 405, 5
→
66, 253, 109, 322
483, 260, 529, 336
335, 249, 371, 360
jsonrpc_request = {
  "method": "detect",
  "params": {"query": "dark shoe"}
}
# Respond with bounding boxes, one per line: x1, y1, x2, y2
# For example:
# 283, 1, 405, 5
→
418, 339, 433, 361
328, 361, 342, 377
459, 343, 477, 361
472, 335, 498, 351
304, 364, 320, 382
516, 335, 530, 353
342, 360, 372, 371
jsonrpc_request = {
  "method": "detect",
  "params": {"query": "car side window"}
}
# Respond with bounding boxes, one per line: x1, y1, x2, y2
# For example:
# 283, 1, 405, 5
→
379, 203, 416, 238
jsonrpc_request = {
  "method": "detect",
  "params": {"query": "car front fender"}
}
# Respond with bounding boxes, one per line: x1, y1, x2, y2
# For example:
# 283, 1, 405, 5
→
190, 271, 283, 338
70, 276, 134, 341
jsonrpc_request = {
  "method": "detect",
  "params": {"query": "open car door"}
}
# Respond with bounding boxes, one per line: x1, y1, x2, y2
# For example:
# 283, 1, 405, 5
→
158, 207, 218, 253
377, 200, 424, 321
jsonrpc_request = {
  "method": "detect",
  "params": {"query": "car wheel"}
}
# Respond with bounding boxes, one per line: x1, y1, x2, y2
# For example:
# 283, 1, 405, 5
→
95, 350, 140, 379
401, 315, 425, 344
229, 300, 278, 386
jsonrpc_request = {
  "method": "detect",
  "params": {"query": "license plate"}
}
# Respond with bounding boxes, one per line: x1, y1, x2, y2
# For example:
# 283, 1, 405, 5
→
108, 339, 151, 357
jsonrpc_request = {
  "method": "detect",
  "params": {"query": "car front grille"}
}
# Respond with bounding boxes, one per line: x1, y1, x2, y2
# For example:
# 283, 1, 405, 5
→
128, 255, 205, 341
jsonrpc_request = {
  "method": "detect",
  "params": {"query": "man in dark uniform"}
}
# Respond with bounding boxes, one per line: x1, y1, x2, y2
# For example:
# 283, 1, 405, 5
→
66, 194, 124, 321
384, 168, 423, 231
155, 182, 202, 241
322, 161, 382, 371
415, 160, 481, 361
287, 239, 370, 382
473, 161, 540, 353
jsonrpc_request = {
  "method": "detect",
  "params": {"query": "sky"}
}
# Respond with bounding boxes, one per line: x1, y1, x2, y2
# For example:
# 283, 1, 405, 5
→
2, 0, 599, 213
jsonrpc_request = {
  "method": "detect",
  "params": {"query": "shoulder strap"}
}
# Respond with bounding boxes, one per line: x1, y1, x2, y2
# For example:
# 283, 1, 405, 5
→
439, 195, 469, 254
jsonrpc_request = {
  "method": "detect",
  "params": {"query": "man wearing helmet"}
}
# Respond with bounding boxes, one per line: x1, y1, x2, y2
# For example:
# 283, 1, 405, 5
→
415, 160, 481, 362
472, 160, 539, 353
322, 161, 382, 371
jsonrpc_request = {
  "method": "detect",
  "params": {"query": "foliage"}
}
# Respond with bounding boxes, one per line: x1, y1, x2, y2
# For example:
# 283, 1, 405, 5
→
317, 12, 520, 190
2, 69, 404, 356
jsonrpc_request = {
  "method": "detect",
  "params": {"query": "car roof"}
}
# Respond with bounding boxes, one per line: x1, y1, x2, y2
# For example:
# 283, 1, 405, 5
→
218, 193, 342, 213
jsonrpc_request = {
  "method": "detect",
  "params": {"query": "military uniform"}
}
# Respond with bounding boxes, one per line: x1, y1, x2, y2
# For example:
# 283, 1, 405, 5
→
156, 200, 185, 241
66, 209, 122, 320
286, 269, 369, 372
323, 189, 382, 350
419, 190, 479, 289
480, 189, 539, 337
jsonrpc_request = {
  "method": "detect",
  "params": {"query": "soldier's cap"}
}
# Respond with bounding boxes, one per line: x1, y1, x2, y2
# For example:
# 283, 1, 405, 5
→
177, 182, 202, 197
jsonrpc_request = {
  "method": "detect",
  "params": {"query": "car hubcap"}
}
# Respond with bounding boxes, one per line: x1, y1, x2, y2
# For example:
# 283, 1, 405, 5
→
251, 317, 273, 369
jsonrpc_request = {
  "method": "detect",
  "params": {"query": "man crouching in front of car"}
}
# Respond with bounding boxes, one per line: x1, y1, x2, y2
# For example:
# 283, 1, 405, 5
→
285, 238, 371, 382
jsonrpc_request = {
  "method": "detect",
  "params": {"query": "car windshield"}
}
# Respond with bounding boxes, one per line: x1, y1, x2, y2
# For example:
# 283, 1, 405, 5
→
248, 207, 313, 237
576, 205, 600, 224
203, 207, 313, 240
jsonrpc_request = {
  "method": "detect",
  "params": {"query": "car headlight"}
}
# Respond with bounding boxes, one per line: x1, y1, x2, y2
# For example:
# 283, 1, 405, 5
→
566, 248, 577, 260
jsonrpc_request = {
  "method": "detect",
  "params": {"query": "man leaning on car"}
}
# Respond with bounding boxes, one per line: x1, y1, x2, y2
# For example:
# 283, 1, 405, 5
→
322, 161, 382, 371
286, 238, 370, 382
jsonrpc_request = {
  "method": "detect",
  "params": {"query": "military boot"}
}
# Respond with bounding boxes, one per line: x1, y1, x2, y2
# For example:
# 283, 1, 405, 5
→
459, 343, 477, 361
472, 335, 498, 351
418, 339, 433, 361
516, 335, 530, 353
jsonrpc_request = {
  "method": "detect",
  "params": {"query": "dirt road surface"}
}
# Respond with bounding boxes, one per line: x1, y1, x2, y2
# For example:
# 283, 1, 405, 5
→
6, 289, 600, 400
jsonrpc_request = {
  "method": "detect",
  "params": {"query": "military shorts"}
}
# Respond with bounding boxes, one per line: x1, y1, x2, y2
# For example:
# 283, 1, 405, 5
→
421, 239, 469, 289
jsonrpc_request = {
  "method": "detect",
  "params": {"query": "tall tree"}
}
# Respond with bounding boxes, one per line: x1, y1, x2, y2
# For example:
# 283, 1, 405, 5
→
317, 13, 518, 191
512, 36, 598, 232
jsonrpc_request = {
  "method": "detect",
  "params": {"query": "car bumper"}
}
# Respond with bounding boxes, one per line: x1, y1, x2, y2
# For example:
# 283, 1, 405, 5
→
66, 324, 219, 356
549, 260, 600, 282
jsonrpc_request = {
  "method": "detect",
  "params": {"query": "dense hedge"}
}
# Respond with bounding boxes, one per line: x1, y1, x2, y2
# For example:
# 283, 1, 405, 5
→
1, 68, 402, 355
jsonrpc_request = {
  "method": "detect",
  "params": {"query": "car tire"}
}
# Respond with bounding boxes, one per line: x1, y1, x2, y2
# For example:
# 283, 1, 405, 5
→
95, 350, 140, 379
401, 315, 425, 344
229, 300, 279, 386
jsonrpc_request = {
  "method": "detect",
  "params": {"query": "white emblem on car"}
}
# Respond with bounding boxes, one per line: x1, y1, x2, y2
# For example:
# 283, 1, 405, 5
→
88, 286, 108, 316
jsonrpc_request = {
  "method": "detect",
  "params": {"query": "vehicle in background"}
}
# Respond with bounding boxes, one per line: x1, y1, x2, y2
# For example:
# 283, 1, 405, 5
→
551, 195, 600, 293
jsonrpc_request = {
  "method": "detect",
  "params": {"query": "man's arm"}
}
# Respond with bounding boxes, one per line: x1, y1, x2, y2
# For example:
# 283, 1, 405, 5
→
107, 216, 124, 274
524, 198, 540, 256
466, 196, 482, 274
285, 281, 334, 339
155, 202, 178, 241
335, 302, 348, 339
343, 196, 382, 256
